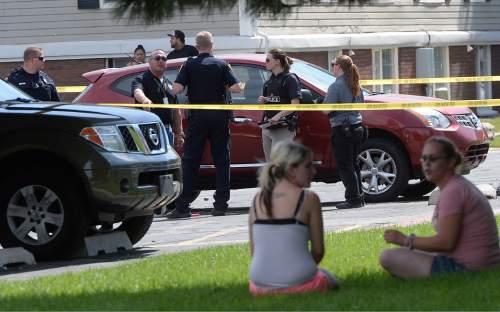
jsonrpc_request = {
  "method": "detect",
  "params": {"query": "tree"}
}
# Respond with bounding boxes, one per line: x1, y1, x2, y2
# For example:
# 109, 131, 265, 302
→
113, 0, 365, 24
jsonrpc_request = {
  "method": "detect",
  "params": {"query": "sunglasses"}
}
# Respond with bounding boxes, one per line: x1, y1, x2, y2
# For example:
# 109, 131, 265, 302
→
265, 58, 272, 63
154, 56, 167, 62
420, 154, 447, 163
36, 56, 44, 61
331, 62, 338, 67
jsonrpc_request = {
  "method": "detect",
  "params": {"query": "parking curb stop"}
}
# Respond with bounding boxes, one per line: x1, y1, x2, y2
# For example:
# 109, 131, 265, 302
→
0, 247, 36, 268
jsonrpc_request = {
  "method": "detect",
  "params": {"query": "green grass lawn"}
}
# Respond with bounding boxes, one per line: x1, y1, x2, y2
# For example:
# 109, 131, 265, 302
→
482, 116, 500, 148
1, 220, 500, 311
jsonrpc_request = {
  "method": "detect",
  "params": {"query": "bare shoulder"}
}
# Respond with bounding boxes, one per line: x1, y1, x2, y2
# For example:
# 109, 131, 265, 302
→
303, 190, 321, 211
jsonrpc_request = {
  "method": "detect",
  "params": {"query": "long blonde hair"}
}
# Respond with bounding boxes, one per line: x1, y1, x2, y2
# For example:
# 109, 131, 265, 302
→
257, 141, 312, 217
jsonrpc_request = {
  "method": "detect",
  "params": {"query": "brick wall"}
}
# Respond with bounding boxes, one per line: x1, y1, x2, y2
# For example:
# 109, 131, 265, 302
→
0, 58, 106, 102
492, 45, 500, 113
449, 46, 476, 100
398, 47, 425, 96
287, 51, 328, 70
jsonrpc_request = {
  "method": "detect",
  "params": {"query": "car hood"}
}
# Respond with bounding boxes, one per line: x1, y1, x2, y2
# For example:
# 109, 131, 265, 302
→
0, 102, 161, 133
365, 93, 472, 115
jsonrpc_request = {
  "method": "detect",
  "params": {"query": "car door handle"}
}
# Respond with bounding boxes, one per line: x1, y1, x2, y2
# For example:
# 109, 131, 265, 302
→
232, 117, 253, 124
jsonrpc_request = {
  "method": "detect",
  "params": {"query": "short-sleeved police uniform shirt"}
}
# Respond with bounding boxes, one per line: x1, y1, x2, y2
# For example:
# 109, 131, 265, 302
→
167, 45, 199, 60
131, 69, 177, 125
262, 71, 301, 119
7, 67, 60, 102
175, 53, 239, 104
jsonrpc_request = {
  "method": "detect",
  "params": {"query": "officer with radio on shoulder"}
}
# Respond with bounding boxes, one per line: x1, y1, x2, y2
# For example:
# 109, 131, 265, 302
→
323, 55, 367, 209
168, 31, 242, 219
258, 48, 301, 162
7, 47, 60, 102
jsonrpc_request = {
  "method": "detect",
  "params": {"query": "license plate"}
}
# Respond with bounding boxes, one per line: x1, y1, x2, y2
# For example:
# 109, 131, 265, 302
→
159, 174, 174, 196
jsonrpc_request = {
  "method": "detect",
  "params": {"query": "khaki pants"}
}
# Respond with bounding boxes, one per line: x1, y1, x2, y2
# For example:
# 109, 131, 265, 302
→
262, 127, 295, 161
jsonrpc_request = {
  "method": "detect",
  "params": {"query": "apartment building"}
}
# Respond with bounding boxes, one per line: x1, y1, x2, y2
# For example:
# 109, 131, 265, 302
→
0, 0, 499, 108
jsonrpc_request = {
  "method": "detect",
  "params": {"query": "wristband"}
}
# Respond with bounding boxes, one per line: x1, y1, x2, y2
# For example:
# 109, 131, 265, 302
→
404, 233, 416, 250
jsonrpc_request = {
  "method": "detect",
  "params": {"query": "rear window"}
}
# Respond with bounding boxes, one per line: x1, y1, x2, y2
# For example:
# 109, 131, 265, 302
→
111, 73, 142, 97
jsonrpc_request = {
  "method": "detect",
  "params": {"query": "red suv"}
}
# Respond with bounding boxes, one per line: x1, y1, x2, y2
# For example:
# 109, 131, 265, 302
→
74, 54, 489, 202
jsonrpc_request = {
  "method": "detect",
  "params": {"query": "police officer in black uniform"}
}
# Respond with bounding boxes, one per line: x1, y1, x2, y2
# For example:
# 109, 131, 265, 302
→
168, 31, 241, 219
132, 49, 184, 150
258, 48, 301, 162
7, 47, 60, 102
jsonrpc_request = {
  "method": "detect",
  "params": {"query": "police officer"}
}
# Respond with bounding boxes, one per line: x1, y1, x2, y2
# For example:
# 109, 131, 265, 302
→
168, 31, 241, 219
132, 49, 184, 149
7, 47, 60, 102
323, 55, 365, 209
258, 48, 301, 162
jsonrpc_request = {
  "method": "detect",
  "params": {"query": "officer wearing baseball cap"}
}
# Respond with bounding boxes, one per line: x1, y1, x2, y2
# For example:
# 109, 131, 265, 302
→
167, 30, 199, 60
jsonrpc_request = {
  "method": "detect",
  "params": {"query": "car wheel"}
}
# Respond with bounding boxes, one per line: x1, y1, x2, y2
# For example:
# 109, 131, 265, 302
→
116, 215, 154, 244
0, 168, 88, 260
357, 138, 409, 202
402, 179, 436, 198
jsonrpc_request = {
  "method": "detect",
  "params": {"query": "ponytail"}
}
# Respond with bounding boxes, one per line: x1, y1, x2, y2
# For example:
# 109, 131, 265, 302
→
268, 48, 293, 72
336, 55, 361, 98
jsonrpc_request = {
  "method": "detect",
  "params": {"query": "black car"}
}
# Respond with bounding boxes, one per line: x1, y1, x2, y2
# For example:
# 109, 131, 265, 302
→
0, 79, 181, 260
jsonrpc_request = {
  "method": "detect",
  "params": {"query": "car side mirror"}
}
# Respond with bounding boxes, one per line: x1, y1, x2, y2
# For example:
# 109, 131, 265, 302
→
314, 96, 324, 104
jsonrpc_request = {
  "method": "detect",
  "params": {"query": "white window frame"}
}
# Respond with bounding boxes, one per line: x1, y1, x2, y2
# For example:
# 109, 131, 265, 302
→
416, 0, 446, 4
475, 45, 492, 99
372, 48, 399, 94
432, 46, 450, 100
327, 49, 342, 71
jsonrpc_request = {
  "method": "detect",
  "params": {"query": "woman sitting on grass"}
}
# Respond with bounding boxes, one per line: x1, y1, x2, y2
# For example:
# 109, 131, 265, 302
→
380, 136, 500, 278
248, 141, 338, 295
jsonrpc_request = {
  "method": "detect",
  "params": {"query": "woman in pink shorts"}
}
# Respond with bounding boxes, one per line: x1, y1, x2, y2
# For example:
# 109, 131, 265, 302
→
380, 136, 500, 278
248, 141, 338, 296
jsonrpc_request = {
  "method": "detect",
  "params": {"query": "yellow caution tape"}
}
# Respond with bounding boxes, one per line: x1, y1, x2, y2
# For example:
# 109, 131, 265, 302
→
57, 75, 500, 93
360, 75, 500, 85
57, 86, 86, 93
97, 98, 500, 111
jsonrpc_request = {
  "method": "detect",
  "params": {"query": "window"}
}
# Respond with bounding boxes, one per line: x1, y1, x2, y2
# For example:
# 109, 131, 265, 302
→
372, 48, 398, 93
432, 47, 450, 99
100, 0, 118, 8
230, 65, 268, 104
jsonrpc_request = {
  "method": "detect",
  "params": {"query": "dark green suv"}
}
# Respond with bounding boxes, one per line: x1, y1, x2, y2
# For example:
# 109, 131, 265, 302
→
0, 79, 181, 260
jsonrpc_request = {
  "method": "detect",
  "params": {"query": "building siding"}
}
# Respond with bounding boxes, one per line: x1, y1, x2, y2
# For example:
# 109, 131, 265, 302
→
0, 0, 239, 45
257, 1, 500, 36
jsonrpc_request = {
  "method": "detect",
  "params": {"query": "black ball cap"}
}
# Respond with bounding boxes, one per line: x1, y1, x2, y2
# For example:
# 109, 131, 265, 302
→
167, 30, 185, 41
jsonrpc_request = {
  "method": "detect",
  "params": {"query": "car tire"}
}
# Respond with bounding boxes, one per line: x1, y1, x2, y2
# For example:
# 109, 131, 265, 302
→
402, 179, 436, 198
0, 168, 88, 260
357, 138, 410, 203
116, 215, 154, 245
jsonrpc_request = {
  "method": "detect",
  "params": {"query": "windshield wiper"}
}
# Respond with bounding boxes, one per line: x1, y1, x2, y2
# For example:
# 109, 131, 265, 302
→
4, 97, 36, 103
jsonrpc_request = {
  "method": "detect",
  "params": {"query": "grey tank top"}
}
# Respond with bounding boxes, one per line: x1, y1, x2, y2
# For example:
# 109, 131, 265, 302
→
249, 190, 318, 288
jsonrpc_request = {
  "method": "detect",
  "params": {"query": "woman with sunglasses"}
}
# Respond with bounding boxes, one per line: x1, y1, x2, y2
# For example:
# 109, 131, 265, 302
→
380, 136, 500, 278
258, 48, 301, 162
323, 55, 365, 209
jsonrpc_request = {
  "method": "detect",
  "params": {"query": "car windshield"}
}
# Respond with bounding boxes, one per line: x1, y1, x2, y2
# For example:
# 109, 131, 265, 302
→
0, 79, 34, 102
291, 60, 336, 93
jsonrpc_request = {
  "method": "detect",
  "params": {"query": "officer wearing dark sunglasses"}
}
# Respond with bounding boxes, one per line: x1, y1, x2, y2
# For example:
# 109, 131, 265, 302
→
7, 47, 60, 102
132, 49, 183, 150
169, 31, 242, 219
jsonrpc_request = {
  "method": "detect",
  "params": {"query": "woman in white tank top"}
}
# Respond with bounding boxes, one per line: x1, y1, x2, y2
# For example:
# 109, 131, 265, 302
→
248, 141, 338, 296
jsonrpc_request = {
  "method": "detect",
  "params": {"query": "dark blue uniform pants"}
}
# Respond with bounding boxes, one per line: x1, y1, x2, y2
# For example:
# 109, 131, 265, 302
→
175, 111, 231, 213
331, 125, 364, 204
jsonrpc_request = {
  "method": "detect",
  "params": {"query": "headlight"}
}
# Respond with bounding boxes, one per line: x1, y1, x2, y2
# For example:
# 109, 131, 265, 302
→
80, 126, 126, 152
411, 108, 451, 129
